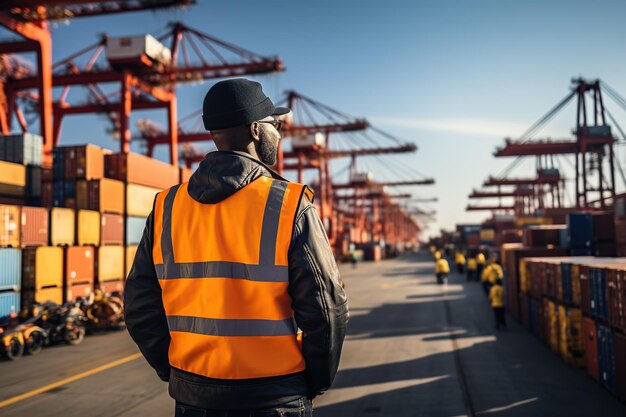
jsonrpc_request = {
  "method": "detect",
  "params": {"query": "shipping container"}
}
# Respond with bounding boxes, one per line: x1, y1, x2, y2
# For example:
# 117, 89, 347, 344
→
126, 183, 160, 217
523, 225, 566, 247
529, 296, 545, 342
22, 246, 63, 290
26, 165, 42, 199
62, 144, 104, 180
101, 213, 124, 245
98, 279, 124, 296
41, 181, 53, 207
568, 213, 593, 248
593, 212, 615, 242
598, 324, 616, 394
613, 332, 626, 401
65, 246, 95, 286
97, 246, 124, 281
77, 178, 124, 214
53, 180, 65, 207
545, 299, 559, 353
0, 133, 43, 166
585, 317, 600, 381
0, 160, 26, 197
480, 229, 495, 243
23, 287, 63, 306
53, 147, 64, 180
0, 248, 21, 291
0, 204, 20, 247
77, 209, 100, 246
126, 216, 146, 245
50, 207, 75, 246
0, 291, 20, 317
105, 152, 179, 189
125, 245, 138, 278
21, 206, 48, 247
520, 292, 530, 328
66, 282, 93, 303
558, 306, 585, 367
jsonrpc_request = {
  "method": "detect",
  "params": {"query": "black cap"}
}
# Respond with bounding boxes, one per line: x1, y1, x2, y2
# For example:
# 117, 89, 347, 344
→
202, 78, 290, 131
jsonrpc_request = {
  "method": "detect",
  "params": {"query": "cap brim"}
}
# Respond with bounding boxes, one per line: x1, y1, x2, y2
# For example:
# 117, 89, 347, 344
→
272, 106, 290, 116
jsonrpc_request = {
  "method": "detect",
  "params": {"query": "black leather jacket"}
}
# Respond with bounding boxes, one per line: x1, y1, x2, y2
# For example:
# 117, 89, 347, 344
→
124, 151, 348, 410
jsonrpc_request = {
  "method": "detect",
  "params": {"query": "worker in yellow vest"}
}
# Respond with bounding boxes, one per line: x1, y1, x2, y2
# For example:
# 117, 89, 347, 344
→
435, 257, 450, 285
434, 249, 442, 260
125, 79, 348, 416
466, 257, 478, 281
476, 252, 486, 280
489, 278, 507, 330
481, 262, 493, 294
454, 251, 466, 274
488, 261, 504, 285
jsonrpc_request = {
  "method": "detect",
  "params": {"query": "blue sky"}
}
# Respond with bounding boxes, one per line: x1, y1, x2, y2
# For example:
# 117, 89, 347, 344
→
5, 0, 626, 236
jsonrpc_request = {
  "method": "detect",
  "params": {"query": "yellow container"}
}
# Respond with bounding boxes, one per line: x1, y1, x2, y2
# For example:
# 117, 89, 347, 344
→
125, 245, 138, 278
547, 301, 559, 353
98, 246, 124, 281
480, 229, 495, 242
519, 260, 530, 293
559, 306, 585, 367
0, 204, 20, 247
515, 216, 552, 227
126, 183, 161, 217
35, 287, 63, 304
51, 208, 75, 246
36, 246, 63, 288
77, 210, 100, 246
0, 160, 26, 186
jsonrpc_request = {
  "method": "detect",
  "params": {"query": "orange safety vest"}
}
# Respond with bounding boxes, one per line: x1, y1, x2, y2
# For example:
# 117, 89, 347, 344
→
152, 176, 311, 379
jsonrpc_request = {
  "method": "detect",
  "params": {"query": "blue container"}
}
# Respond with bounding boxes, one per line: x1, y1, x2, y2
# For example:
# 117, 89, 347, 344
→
561, 263, 573, 305
570, 247, 592, 256
53, 181, 65, 207
590, 267, 609, 321
126, 216, 147, 245
567, 213, 593, 248
53, 147, 64, 180
0, 249, 21, 291
598, 325, 616, 394
0, 291, 20, 317
559, 228, 568, 248
64, 180, 76, 198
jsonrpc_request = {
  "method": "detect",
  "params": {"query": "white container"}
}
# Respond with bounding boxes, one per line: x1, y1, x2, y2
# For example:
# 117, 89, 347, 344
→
292, 132, 326, 149
107, 34, 172, 65
350, 172, 373, 183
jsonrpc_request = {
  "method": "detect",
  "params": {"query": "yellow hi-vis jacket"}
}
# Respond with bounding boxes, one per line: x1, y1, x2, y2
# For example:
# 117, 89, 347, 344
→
467, 258, 477, 270
481, 264, 493, 282
435, 258, 450, 274
152, 177, 308, 379
489, 284, 505, 308
476, 253, 486, 264
488, 264, 504, 285
455, 252, 466, 265
434, 250, 442, 260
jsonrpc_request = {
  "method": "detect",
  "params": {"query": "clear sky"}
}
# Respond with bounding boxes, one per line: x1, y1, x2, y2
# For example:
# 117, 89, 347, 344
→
5, 0, 626, 237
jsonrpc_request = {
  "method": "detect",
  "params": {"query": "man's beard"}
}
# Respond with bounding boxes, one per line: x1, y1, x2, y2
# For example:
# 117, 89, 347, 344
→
256, 130, 278, 165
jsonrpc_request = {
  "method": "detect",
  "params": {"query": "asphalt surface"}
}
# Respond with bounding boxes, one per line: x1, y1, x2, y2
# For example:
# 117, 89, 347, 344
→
1, 251, 625, 416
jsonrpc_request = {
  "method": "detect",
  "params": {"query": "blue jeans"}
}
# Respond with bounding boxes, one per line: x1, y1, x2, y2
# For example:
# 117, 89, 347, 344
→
174, 398, 313, 417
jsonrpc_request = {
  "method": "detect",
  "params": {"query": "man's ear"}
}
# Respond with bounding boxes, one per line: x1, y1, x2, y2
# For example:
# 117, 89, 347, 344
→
249, 122, 260, 141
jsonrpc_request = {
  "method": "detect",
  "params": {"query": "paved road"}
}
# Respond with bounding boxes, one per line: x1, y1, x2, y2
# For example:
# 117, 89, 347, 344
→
1, 252, 625, 416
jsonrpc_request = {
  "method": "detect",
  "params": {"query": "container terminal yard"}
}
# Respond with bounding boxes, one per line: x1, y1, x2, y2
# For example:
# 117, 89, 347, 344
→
2, 1, 626, 416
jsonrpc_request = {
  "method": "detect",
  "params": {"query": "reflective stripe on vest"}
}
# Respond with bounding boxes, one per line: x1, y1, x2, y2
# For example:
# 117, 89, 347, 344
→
153, 177, 308, 379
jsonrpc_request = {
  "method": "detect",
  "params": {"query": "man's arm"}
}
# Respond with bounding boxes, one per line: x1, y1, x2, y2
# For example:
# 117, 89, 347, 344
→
124, 209, 171, 381
288, 199, 349, 397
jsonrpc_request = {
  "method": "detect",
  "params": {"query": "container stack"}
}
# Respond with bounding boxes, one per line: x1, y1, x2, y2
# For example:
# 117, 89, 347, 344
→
517, 257, 626, 400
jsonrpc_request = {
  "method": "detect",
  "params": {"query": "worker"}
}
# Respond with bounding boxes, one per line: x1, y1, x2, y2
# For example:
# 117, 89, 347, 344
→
488, 260, 504, 286
434, 249, 442, 260
476, 251, 486, 279
481, 262, 493, 294
466, 256, 477, 282
435, 257, 450, 285
489, 277, 507, 330
124, 79, 348, 417
454, 251, 466, 274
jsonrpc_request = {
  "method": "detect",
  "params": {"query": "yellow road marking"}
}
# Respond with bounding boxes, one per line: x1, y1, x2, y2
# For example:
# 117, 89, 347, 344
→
0, 352, 142, 409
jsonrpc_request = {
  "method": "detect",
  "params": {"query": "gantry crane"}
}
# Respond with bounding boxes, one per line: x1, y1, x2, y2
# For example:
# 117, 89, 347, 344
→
0, 0, 193, 166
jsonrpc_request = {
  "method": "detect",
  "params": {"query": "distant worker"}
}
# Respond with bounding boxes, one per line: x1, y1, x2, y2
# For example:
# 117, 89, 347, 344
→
125, 79, 348, 417
434, 249, 442, 260
488, 260, 504, 286
476, 252, 486, 279
351, 251, 358, 269
489, 278, 507, 330
481, 262, 493, 294
435, 257, 450, 285
454, 251, 466, 274
466, 256, 477, 282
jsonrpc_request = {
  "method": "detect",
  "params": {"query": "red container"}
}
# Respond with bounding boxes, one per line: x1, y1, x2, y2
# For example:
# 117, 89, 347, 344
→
523, 225, 565, 247
614, 332, 626, 401
66, 282, 93, 303
20, 206, 48, 247
616, 218, 626, 246
105, 152, 179, 189
65, 246, 95, 286
63, 145, 104, 180
101, 213, 124, 245
584, 317, 600, 382
593, 212, 616, 242
580, 265, 591, 316
98, 279, 124, 296
466, 233, 480, 247
41, 181, 53, 207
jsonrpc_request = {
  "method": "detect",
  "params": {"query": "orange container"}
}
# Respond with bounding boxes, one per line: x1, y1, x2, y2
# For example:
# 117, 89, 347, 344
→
66, 282, 93, 303
77, 178, 124, 214
101, 213, 124, 245
21, 206, 48, 247
105, 152, 179, 189
98, 279, 124, 296
0, 204, 20, 247
23, 287, 64, 305
21, 246, 64, 290
50, 207, 75, 246
77, 209, 100, 246
65, 246, 95, 286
